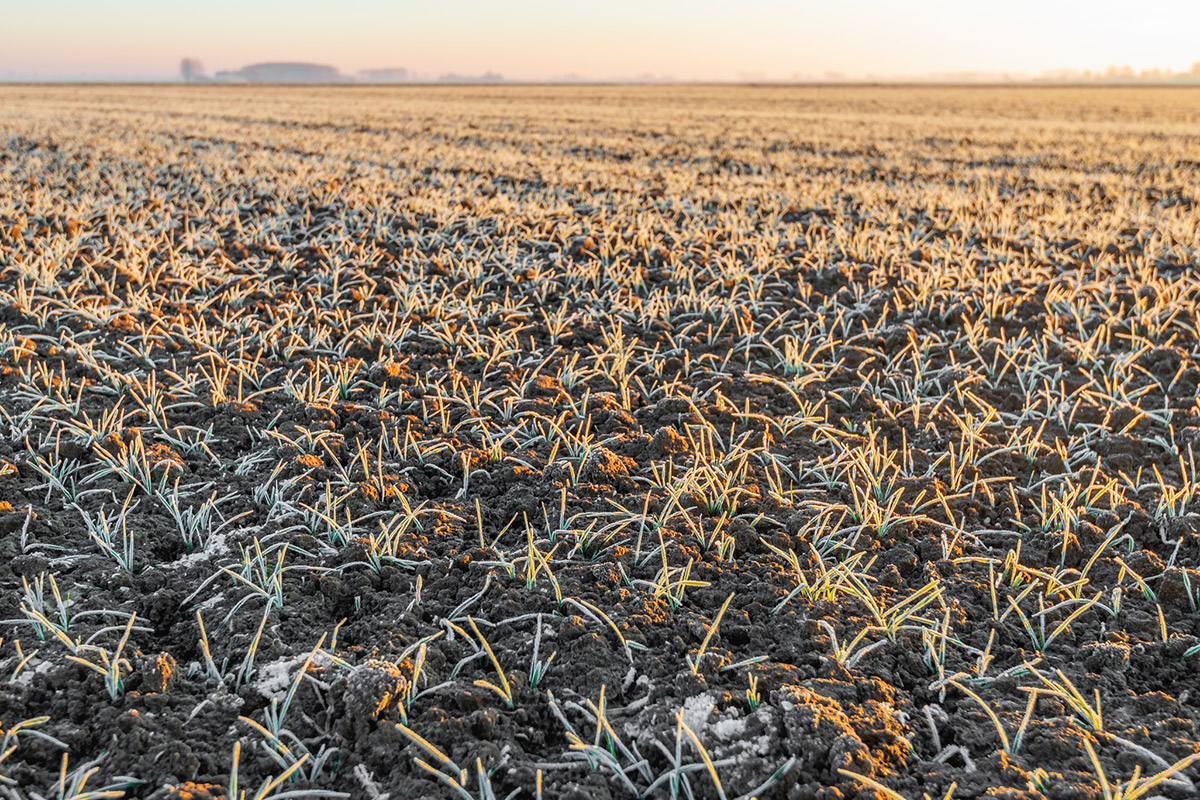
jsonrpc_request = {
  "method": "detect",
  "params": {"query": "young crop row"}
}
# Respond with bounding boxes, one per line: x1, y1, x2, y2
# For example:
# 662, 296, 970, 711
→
0, 85, 1197, 799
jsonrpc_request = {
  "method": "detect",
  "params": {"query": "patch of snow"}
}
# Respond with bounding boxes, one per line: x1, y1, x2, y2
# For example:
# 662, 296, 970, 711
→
160, 526, 245, 569
680, 692, 716, 731
251, 657, 296, 702
709, 714, 748, 741
678, 692, 773, 757
13, 658, 55, 686
249, 650, 339, 701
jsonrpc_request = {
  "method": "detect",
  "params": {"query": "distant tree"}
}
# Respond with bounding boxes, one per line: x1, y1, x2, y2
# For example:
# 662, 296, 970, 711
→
180, 58, 205, 83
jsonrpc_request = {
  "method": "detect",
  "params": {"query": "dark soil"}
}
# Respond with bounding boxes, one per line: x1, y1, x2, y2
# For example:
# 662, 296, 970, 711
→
0, 85, 1198, 800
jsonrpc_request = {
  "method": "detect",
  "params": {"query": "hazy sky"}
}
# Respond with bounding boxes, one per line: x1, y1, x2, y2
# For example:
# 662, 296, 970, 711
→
4, 0, 1199, 80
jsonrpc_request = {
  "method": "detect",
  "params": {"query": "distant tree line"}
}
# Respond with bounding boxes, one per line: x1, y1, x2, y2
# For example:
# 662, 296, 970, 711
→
1035, 62, 1200, 83
179, 59, 503, 84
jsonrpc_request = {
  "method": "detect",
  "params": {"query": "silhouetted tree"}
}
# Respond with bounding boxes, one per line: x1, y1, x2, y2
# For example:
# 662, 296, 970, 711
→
180, 58, 205, 83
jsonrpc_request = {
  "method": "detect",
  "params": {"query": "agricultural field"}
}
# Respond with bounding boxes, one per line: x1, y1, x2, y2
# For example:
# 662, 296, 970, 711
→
1, 84, 1200, 800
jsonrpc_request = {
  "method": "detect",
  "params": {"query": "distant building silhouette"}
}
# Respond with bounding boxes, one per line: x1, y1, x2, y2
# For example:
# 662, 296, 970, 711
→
214, 62, 347, 83
436, 71, 503, 83
180, 58, 206, 83
358, 68, 409, 83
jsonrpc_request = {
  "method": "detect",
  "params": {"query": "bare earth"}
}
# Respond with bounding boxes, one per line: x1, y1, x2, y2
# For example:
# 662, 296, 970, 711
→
1, 85, 1199, 799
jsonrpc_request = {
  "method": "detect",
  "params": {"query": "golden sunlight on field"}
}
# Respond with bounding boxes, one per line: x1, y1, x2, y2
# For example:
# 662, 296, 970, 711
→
1, 85, 1199, 799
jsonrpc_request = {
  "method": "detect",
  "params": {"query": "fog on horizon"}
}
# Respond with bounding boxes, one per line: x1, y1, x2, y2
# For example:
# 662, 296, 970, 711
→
3, 0, 1199, 82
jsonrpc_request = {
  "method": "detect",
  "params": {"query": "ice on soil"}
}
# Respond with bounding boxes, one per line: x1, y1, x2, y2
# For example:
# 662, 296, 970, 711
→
159, 527, 243, 570
251, 657, 296, 702
250, 651, 339, 702
12, 658, 55, 686
628, 691, 773, 759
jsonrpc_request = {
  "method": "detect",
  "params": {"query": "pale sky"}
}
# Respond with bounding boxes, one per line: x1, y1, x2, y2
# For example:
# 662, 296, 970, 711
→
3, 0, 1199, 80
